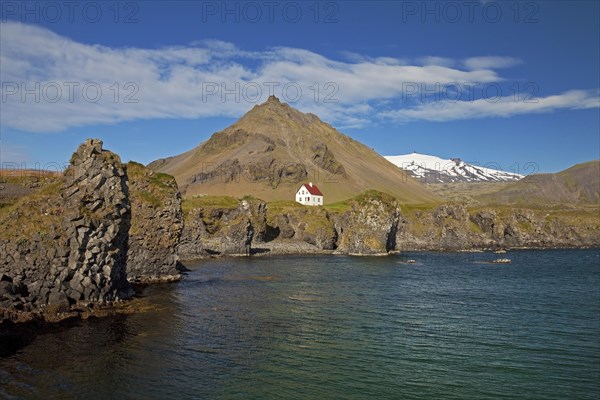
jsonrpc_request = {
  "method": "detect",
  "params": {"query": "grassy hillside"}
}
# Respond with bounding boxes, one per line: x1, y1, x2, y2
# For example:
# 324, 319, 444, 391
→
149, 96, 440, 204
477, 161, 600, 206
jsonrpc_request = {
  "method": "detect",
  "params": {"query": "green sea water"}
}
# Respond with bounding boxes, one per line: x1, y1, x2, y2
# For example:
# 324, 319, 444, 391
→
1, 249, 599, 399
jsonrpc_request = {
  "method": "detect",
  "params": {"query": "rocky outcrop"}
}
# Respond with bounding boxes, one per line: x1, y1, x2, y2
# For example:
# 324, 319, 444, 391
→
334, 191, 401, 255
61, 140, 132, 302
125, 162, 184, 283
190, 158, 309, 189
312, 143, 345, 176
171, 192, 395, 256
179, 193, 598, 257
0, 140, 185, 324
0, 139, 133, 322
178, 192, 399, 258
397, 202, 600, 251
179, 197, 267, 259
266, 206, 337, 250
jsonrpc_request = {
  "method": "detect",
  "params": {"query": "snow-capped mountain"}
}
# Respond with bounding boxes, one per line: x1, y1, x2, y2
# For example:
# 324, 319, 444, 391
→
385, 153, 524, 184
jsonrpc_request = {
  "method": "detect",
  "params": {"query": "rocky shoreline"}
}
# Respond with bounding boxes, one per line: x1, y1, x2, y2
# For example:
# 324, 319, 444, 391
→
1, 139, 599, 325
177, 194, 599, 261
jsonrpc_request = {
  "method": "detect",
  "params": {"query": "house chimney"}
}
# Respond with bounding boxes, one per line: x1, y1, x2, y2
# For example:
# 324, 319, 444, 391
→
309, 182, 313, 187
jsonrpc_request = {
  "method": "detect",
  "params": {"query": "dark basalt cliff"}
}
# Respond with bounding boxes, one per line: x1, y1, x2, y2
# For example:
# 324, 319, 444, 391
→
0, 140, 184, 324
126, 162, 184, 283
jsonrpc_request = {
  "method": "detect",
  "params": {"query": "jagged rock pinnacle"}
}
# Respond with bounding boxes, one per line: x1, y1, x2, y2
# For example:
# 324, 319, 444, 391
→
266, 95, 281, 103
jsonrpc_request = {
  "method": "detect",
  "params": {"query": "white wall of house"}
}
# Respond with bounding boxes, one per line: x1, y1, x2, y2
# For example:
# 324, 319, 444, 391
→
295, 186, 323, 206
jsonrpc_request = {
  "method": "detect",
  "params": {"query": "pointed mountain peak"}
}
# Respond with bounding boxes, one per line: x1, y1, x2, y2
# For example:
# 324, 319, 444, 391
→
247, 95, 288, 115
260, 95, 290, 112
240, 96, 319, 128
259, 95, 290, 113
150, 100, 440, 204
266, 95, 281, 104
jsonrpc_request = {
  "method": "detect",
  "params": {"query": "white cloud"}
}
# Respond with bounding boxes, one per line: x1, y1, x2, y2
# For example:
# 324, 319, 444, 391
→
0, 22, 596, 132
380, 90, 600, 122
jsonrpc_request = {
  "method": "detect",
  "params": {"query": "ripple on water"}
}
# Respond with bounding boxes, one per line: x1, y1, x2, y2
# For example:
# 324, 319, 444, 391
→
1, 250, 599, 400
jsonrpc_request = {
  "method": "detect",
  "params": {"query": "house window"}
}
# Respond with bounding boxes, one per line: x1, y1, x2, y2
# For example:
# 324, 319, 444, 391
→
306, 197, 310, 201
298, 197, 301, 201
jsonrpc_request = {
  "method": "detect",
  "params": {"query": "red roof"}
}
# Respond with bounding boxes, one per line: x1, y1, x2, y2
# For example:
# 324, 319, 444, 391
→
302, 183, 323, 196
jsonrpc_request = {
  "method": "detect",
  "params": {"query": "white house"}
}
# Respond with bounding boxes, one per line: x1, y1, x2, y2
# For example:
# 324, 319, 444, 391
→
296, 182, 323, 206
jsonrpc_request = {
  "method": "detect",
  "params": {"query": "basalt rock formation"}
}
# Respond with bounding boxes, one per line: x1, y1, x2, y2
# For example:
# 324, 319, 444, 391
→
179, 197, 267, 259
2, 138, 598, 325
396, 202, 600, 251
266, 205, 337, 250
0, 139, 132, 322
0, 140, 184, 324
333, 191, 401, 255
178, 193, 599, 259
125, 162, 185, 283
179, 191, 402, 258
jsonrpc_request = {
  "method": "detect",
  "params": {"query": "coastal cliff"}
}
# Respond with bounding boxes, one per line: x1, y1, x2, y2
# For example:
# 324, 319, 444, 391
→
0, 140, 184, 323
179, 191, 403, 258
333, 191, 401, 255
179, 195, 599, 259
126, 162, 184, 283
178, 196, 266, 259
397, 203, 599, 251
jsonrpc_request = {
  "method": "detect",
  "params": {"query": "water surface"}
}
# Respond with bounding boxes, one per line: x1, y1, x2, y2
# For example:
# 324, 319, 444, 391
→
1, 250, 599, 399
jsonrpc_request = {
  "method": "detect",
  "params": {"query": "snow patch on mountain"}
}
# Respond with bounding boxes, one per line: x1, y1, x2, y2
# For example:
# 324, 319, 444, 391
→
385, 153, 524, 183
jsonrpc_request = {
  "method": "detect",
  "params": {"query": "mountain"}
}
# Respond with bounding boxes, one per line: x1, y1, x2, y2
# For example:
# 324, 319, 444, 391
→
385, 153, 524, 184
477, 161, 600, 205
149, 96, 439, 204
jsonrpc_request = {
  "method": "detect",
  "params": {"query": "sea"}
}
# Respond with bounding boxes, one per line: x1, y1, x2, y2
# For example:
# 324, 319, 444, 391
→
1, 249, 599, 399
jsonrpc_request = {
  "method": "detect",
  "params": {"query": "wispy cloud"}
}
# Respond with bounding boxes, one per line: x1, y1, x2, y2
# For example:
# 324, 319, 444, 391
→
0, 22, 597, 132
380, 90, 600, 122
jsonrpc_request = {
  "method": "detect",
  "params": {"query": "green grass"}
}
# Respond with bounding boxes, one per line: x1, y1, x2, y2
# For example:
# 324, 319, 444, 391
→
148, 172, 175, 190
128, 162, 175, 188
323, 200, 350, 212
127, 161, 179, 210
240, 195, 267, 206
182, 195, 239, 214
401, 203, 437, 213
323, 190, 402, 213
267, 200, 303, 213
353, 190, 396, 205
135, 191, 163, 208
0, 180, 63, 241
302, 211, 332, 235
182, 194, 269, 216
469, 220, 484, 234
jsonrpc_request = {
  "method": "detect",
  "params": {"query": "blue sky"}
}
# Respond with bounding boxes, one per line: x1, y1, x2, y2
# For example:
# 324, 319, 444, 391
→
1, 0, 599, 174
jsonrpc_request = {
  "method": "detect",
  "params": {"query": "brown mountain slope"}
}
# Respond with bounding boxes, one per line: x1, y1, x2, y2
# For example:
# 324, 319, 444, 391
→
477, 160, 600, 206
149, 96, 439, 204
